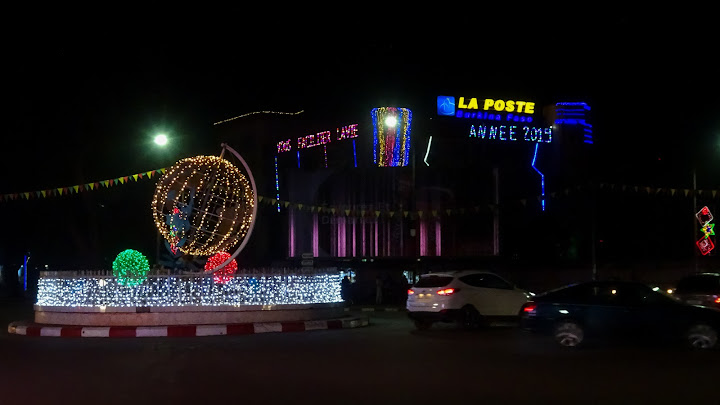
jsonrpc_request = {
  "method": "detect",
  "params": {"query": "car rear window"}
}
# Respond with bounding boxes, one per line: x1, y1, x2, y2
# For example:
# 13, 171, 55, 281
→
414, 275, 454, 288
675, 275, 720, 294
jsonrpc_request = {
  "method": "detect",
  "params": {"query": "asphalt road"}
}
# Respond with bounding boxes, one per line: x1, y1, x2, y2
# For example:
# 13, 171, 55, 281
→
1, 301, 719, 405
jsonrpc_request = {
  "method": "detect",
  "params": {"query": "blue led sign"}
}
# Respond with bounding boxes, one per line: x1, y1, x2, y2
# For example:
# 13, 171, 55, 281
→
469, 124, 552, 143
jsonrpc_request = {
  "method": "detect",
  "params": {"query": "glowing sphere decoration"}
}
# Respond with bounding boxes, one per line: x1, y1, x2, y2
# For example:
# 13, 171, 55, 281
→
151, 154, 255, 257
204, 251, 238, 284
112, 249, 150, 286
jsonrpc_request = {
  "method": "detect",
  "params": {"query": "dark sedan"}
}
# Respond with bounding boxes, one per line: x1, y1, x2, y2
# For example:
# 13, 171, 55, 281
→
520, 280, 720, 349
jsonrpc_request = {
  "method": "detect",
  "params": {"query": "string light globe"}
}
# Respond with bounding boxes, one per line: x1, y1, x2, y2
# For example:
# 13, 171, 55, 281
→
204, 251, 238, 284
112, 249, 150, 286
151, 154, 255, 258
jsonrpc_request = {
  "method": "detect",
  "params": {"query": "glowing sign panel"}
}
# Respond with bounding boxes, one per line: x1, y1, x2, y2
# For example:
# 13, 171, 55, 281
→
277, 124, 358, 154
437, 95, 535, 122
469, 124, 552, 143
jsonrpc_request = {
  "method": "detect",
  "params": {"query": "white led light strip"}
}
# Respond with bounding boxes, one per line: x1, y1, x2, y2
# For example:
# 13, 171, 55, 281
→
36, 273, 342, 307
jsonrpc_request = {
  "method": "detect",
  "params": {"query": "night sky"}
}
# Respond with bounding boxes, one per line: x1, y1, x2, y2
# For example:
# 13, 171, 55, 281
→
1, 11, 718, 271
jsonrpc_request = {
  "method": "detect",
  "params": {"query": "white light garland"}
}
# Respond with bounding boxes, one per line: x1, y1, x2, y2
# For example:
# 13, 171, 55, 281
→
36, 273, 342, 308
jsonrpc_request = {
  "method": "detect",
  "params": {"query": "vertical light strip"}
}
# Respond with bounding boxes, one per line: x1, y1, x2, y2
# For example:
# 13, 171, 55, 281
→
289, 208, 295, 257
323, 144, 328, 168
531, 143, 546, 211
352, 139, 357, 168
297, 151, 300, 168
361, 217, 366, 256
424, 136, 433, 166
374, 219, 379, 256
420, 218, 427, 256
274, 156, 280, 212
313, 213, 319, 257
352, 215, 357, 257
435, 220, 441, 256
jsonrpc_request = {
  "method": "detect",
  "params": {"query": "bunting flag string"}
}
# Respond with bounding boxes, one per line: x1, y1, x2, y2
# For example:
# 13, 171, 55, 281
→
3, 169, 720, 221
0, 168, 166, 202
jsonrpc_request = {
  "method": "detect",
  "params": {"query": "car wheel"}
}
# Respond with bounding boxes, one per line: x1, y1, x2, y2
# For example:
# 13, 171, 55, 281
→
414, 320, 432, 331
686, 324, 718, 350
554, 321, 584, 347
459, 305, 482, 330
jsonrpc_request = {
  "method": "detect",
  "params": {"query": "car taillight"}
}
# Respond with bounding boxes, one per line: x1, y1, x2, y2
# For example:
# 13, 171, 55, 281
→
437, 288, 458, 296
408, 289, 415, 295
522, 302, 537, 313
715, 297, 720, 304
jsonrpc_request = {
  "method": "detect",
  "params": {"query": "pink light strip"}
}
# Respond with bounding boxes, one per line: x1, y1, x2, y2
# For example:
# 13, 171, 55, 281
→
435, 220, 441, 257
419, 218, 428, 256
289, 208, 295, 257
313, 213, 319, 257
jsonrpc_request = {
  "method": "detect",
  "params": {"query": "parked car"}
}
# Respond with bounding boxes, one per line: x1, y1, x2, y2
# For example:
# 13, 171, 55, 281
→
520, 280, 720, 349
673, 273, 720, 311
406, 270, 532, 330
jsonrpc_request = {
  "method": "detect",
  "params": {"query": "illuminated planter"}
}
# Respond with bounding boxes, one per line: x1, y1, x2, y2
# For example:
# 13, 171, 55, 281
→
34, 270, 344, 326
371, 107, 413, 167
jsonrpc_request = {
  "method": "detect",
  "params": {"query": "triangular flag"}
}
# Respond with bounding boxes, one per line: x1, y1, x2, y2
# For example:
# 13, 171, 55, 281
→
63, 187, 69, 194
684, 189, 690, 197
57, 188, 63, 195
345, 209, 350, 216
389, 211, 395, 218
432, 210, 438, 217
23, 192, 30, 199
671, 189, 676, 196
133, 174, 139, 181
446, 209, 452, 216
331, 208, 337, 214
310, 206, 316, 212
103, 180, 110, 187
713, 190, 717, 198
41, 190, 47, 198
297, 204, 304, 210
375, 210, 381, 218
160, 168, 166, 174
124, 176, 129, 183
418, 211, 423, 219
146, 171, 153, 178
258, 196, 264, 202
361, 210, 366, 217
283, 201, 290, 208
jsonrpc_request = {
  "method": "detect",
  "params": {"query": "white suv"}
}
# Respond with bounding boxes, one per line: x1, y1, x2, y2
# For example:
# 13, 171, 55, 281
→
407, 270, 533, 330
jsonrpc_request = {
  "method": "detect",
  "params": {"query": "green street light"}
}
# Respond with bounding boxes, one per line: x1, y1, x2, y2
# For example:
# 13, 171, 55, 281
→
154, 134, 168, 146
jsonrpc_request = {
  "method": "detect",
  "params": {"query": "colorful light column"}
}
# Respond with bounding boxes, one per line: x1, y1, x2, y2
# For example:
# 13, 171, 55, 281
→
371, 107, 413, 167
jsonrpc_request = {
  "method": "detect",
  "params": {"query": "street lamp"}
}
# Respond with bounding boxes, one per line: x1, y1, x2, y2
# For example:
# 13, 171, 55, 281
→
154, 134, 168, 146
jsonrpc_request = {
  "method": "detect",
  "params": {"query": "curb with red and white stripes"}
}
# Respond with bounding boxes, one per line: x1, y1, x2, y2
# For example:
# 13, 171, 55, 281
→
7, 316, 369, 338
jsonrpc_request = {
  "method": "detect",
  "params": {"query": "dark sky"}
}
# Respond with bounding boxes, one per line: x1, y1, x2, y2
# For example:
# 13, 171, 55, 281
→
1, 10, 718, 269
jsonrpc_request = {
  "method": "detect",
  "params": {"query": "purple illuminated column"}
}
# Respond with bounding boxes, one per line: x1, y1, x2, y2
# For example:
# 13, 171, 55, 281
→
419, 218, 428, 257
435, 220, 442, 257
374, 219, 379, 256
337, 217, 346, 257
289, 208, 295, 257
361, 217, 366, 256
352, 217, 357, 257
313, 212, 319, 257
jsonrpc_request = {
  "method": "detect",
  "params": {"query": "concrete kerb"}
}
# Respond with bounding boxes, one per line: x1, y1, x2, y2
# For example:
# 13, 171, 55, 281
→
7, 316, 369, 338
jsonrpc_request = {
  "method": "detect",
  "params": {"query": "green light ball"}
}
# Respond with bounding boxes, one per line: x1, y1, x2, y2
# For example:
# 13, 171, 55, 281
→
112, 249, 150, 286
